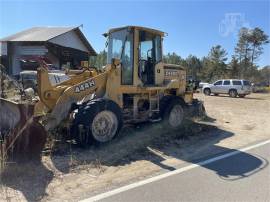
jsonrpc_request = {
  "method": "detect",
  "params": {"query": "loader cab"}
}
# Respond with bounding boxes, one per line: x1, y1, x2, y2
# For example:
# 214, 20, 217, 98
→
105, 26, 164, 86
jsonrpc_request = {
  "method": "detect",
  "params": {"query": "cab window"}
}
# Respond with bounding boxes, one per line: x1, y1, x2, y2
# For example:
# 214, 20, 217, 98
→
121, 36, 133, 85
139, 31, 162, 63
138, 31, 162, 85
107, 28, 134, 85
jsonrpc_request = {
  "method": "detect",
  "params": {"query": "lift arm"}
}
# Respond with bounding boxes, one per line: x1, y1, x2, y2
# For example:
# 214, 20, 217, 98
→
35, 67, 108, 131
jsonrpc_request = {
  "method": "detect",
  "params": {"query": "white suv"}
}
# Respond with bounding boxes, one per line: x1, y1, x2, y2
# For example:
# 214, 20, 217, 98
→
202, 79, 252, 98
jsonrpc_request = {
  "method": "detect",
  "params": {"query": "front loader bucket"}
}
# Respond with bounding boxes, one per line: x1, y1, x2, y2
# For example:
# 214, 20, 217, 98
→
0, 98, 47, 166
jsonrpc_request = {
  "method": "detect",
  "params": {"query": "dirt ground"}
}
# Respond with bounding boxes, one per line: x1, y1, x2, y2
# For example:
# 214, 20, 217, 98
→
1, 92, 270, 202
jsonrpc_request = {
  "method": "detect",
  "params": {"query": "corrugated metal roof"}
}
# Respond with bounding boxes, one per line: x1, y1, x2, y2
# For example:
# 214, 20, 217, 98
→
0, 27, 77, 42
0, 26, 97, 55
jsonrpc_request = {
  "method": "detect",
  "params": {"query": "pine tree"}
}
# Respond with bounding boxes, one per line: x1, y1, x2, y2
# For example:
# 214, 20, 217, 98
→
206, 45, 228, 81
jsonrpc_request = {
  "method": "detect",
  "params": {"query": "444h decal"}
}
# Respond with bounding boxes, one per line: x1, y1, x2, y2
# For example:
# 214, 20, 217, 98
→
74, 79, 95, 93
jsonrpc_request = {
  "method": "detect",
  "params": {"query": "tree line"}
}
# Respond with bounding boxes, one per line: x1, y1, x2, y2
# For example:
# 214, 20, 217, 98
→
90, 27, 269, 84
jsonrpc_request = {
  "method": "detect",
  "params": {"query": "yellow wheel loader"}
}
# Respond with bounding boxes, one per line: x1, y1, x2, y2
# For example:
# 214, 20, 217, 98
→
0, 26, 204, 161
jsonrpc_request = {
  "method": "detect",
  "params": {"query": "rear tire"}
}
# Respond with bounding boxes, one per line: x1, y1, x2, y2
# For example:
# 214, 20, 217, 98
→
214, 93, 219, 96
71, 99, 123, 146
229, 89, 237, 98
203, 88, 211, 96
160, 96, 185, 129
239, 94, 246, 98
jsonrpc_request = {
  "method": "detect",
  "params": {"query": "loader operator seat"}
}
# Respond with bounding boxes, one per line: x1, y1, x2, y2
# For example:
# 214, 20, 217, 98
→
139, 56, 155, 86
139, 57, 154, 85
145, 56, 155, 85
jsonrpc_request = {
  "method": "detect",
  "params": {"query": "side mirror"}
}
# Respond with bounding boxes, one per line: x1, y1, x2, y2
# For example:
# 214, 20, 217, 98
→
111, 58, 121, 68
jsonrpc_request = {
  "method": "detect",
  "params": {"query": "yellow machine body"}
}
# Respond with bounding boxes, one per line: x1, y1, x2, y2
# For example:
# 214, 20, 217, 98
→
34, 26, 195, 130
0, 26, 203, 162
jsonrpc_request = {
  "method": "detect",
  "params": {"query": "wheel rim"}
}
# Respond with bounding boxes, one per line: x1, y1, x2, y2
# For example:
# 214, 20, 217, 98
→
168, 105, 184, 128
230, 91, 236, 97
91, 110, 118, 142
205, 89, 210, 95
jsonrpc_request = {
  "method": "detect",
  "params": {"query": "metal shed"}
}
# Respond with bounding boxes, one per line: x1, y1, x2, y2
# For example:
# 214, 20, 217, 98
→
0, 26, 97, 75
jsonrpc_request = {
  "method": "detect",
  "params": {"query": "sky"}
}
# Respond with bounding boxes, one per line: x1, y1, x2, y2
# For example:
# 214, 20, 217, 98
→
0, 0, 269, 66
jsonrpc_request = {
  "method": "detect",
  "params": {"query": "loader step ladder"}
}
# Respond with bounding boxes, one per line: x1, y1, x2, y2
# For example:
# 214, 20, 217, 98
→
149, 91, 160, 114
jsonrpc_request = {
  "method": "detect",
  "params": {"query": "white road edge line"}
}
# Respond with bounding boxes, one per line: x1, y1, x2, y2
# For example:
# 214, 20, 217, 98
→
80, 139, 270, 202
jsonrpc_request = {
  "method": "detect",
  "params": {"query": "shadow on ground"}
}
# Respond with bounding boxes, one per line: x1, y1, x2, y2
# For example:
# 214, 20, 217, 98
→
0, 161, 53, 201
51, 116, 268, 181
1, 115, 268, 201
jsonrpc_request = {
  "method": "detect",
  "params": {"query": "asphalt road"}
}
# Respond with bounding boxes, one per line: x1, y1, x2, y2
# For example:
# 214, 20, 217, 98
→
88, 141, 270, 202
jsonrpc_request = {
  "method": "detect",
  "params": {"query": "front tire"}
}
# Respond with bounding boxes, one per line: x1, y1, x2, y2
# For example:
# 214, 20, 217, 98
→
204, 88, 211, 96
71, 99, 123, 146
160, 97, 185, 129
91, 110, 119, 143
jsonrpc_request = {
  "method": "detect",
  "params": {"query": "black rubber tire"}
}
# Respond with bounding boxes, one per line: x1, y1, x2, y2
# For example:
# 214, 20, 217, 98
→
160, 96, 186, 129
214, 93, 219, 96
239, 94, 246, 98
204, 88, 211, 96
229, 89, 237, 98
71, 99, 123, 146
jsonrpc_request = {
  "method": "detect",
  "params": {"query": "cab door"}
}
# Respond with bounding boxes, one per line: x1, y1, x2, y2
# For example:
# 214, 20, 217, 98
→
138, 31, 162, 86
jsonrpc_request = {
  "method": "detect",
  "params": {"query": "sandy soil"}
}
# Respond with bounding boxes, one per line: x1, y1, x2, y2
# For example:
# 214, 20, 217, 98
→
1, 93, 270, 202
